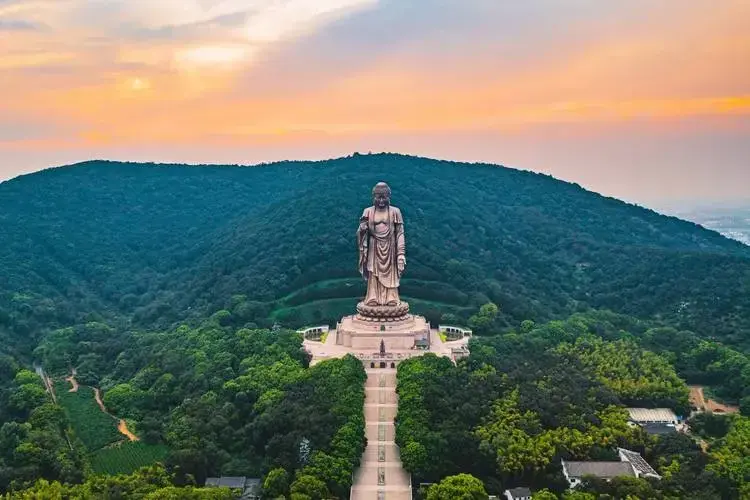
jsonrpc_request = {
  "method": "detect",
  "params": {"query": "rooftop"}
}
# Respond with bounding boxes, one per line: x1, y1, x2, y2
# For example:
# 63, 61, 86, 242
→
505, 486, 532, 498
205, 476, 247, 489
627, 407, 678, 422
618, 448, 661, 478
204, 476, 261, 494
563, 461, 636, 479
640, 422, 677, 435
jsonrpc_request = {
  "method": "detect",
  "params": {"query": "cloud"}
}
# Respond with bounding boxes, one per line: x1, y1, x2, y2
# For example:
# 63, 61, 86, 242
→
1, 0, 379, 72
168, 0, 379, 69
0, 112, 73, 142
0, 50, 75, 69
0, 18, 38, 30
1, 0, 749, 202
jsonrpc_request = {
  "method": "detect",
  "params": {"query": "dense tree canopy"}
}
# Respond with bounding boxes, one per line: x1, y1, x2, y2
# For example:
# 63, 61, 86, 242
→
397, 311, 747, 499
425, 473, 488, 500
1, 153, 749, 363
2, 313, 365, 498
1, 154, 748, 498
4, 464, 235, 500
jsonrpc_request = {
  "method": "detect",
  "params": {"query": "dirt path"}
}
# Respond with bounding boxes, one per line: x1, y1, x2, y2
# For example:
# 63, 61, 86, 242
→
45, 375, 57, 402
65, 375, 79, 392
689, 385, 739, 414
118, 420, 139, 441
93, 387, 139, 441
34, 365, 57, 404
93, 387, 107, 412
689, 385, 706, 410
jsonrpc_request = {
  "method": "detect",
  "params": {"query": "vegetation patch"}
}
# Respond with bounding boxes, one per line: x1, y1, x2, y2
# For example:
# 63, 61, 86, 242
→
394, 311, 750, 498
55, 382, 121, 451
4, 155, 748, 347
90, 442, 169, 475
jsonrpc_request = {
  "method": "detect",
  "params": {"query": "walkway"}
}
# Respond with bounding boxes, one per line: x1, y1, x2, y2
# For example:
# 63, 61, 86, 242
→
302, 325, 471, 499
351, 367, 411, 500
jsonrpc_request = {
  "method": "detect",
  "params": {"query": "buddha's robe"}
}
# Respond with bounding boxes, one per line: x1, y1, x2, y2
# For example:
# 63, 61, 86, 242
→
357, 205, 405, 306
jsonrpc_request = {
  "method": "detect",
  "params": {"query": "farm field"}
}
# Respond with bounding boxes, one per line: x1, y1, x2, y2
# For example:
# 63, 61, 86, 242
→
91, 442, 170, 475
54, 382, 121, 450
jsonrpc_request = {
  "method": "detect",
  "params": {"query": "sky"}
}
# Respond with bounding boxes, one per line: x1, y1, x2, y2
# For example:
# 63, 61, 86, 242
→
0, 0, 748, 206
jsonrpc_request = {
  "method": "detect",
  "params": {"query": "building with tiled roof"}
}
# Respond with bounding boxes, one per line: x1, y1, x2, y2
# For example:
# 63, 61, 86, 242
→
562, 460, 636, 488
562, 448, 662, 489
618, 448, 661, 479
204, 476, 261, 500
504, 486, 533, 500
627, 407, 678, 424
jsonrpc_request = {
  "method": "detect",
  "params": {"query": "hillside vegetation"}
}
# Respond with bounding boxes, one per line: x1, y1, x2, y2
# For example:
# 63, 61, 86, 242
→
1, 153, 749, 358
1, 319, 366, 497
396, 312, 750, 498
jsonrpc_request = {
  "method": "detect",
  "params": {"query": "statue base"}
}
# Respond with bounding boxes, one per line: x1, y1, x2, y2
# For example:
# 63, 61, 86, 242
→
337, 307, 430, 351
356, 301, 410, 322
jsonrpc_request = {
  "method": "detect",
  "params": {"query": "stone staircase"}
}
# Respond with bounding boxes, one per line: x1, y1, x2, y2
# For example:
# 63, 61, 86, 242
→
350, 368, 411, 500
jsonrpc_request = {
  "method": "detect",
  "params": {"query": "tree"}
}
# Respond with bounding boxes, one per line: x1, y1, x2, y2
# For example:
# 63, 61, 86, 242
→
426, 474, 488, 500
28, 403, 66, 429
401, 441, 429, 473
263, 467, 289, 498
740, 396, 750, 417
102, 383, 145, 418
707, 416, 750, 487
440, 313, 460, 325
290, 474, 329, 500
9, 383, 48, 415
468, 303, 499, 335
689, 412, 732, 439
581, 476, 659, 499
143, 486, 236, 499
475, 390, 555, 474
533, 489, 559, 500
555, 337, 690, 413
562, 492, 597, 500
302, 451, 351, 497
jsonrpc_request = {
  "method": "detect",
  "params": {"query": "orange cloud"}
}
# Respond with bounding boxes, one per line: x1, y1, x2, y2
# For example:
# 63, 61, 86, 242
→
1, 0, 748, 154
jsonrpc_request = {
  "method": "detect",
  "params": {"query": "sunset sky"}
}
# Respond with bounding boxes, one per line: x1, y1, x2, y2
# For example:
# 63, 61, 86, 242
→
1, 0, 748, 205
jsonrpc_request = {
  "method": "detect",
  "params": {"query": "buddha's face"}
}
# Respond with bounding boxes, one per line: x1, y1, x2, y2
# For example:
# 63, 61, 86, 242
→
373, 189, 390, 209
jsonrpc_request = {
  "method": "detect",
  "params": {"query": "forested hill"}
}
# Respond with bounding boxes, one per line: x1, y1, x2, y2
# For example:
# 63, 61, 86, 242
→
1, 153, 749, 354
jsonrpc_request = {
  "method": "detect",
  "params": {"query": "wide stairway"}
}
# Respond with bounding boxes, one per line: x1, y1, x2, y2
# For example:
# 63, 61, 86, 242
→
350, 367, 411, 500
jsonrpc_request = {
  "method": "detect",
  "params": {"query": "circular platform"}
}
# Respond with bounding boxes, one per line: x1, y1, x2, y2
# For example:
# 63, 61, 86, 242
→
356, 301, 410, 322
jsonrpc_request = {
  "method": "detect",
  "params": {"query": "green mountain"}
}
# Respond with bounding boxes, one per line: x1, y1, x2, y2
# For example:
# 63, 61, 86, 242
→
1, 153, 749, 354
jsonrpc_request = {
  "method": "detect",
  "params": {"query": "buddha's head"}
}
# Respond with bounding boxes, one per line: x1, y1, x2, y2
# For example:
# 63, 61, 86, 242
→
372, 182, 391, 209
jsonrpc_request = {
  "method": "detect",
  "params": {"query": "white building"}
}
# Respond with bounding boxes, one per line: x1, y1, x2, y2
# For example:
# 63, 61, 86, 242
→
297, 325, 330, 340
504, 486, 532, 500
438, 324, 472, 340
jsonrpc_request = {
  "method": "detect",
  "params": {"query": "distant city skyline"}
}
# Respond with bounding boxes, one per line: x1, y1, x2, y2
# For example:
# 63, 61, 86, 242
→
1, 0, 748, 205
